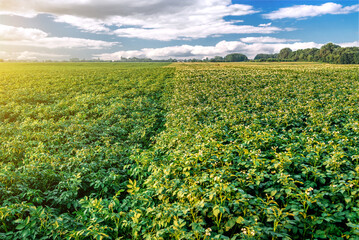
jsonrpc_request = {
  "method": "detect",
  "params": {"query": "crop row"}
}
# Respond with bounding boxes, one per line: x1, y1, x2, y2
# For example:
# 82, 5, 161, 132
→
0, 62, 358, 239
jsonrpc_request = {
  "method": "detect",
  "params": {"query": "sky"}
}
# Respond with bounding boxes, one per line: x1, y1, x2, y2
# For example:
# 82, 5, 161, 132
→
0, 0, 358, 61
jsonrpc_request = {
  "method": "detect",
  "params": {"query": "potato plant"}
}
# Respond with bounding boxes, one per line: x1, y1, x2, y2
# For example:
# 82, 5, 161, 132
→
0, 62, 358, 239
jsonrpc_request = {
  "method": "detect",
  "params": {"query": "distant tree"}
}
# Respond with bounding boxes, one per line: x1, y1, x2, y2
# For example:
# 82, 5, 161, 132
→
254, 45, 357, 64
278, 48, 292, 60
254, 53, 278, 60
307, 48, 320, 61
267, 58, 280, 62
190, 58, 202, 62
307, 55, 314, 62
319, 43, 340, 62
224, 53, 248, 62
354, 52, 359, 64
338, 48, 359, 64
210, 56, 224, 62
70, 58, 80, 62
339, 52, 351, 64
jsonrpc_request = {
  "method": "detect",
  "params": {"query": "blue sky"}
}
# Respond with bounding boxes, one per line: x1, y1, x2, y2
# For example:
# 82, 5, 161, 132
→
0, 0, 358, 61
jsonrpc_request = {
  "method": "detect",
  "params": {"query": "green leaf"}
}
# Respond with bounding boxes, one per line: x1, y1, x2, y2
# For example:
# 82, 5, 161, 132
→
236, 216, 244, 224
21, 229, 30, 238
315, 230, 327, 239
15, 224, 26, 230
213, 205, 220, 218
225, 218, 236, 231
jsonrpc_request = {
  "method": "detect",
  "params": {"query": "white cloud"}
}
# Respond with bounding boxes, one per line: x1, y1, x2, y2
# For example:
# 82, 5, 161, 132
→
113, 24, 282, 41
0, 24, 48, 40
263, 2, 359, 20
54, 15, 110, 33
0, 0, 198, 19
0, 0, 288, 41
339, 41, 359, 47
229, 20, 244, 23
240, 36, 298, 43
1, 37, 118, 49
258, 22, 271, 27
0, 51, 68, 61
0, 24, 118, 49
96, 40, 358, 60
16, 51, 68, 61
0, 51, 7, 59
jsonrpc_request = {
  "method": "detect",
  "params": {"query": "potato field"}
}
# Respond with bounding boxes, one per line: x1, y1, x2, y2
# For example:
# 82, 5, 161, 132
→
0, 62, 358, 239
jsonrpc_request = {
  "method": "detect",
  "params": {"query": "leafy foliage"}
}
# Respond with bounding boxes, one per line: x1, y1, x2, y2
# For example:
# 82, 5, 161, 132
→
0, 62, 358, 239
224, 54, 248, 62
255, 43, 359, 64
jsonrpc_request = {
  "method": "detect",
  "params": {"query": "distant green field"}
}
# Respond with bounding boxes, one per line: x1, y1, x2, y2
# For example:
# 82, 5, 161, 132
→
0, 62, 358, 239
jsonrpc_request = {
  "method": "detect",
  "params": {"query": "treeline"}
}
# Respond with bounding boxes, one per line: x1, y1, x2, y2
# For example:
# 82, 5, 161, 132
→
207, 53, 248, 62
118, 43, 357, 64
114, 53, 248, 63
114, 57, 178, 62
254, 43, 359, 64
3, 43, 357, 64
67, 57, 178, 63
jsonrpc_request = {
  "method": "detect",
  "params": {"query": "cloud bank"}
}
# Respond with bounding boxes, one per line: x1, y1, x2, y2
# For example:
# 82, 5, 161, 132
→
0, 24, 118, 49
0, 51, 68, 61
263, 2, 359, 20
0, 1, 356, 61
0, 0, 286, 40
240, 36, 299, 43
96, 40, 359, 60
